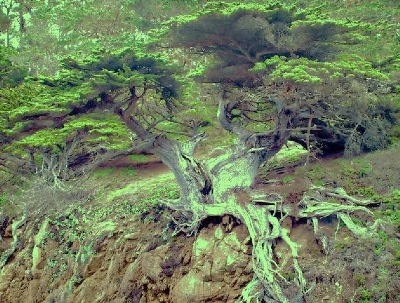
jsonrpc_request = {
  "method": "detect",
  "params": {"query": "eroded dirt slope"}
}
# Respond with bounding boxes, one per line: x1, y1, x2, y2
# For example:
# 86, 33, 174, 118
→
0, 148, 399, 303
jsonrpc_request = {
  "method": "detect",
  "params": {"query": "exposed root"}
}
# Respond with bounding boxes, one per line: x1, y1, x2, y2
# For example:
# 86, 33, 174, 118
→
237, 278, 265, 303
280, 227, 307, 293
235, 204, 289, 302
164, 185, 379, 302
298, 186, 378, 239
0, 214, 27, 270
167, 213, 205, 237
297, 186, 374, 218
162, 197, 228, 236
316, 186, 379, 206
337, 213, 378, 238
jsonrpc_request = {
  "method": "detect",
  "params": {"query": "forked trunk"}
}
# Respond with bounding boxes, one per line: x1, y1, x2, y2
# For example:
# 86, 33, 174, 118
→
153, 132, 296, 301
118, 91, 374, 302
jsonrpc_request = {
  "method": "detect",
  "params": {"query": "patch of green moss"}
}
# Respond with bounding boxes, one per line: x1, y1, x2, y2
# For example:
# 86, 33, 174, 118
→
334, 236, 352, 252
93, 167, 136, 179
282, 175, 294, 184
267, 142, 307, 170
306, 164, 325, 180
128, 154, 151, 164
0, 192, 9, 208
119, 168, 137, 176
107, 183, 138, 202
358, 288, 372, 302
92, 168, 117, 178
140, 182, 180, 204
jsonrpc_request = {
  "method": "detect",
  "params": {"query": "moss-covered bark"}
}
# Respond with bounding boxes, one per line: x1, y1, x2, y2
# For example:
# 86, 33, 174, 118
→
152, 120, 380, 302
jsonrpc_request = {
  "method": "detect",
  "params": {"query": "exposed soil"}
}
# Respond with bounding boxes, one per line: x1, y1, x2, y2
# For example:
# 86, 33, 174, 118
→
0, 150, 399, 303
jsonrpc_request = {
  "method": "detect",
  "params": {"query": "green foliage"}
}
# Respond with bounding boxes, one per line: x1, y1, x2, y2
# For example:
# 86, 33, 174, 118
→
92, 167, 136, 178
161, 1, 372, 84
0, 82, 44, 113
186, 64, 207, 78
8, 0, 159, 74
0, 192, 9, 208
256, 55, 388, 84
282, 175, 294, 184
12, 129, 68, 150
162, 1, 294, 28
358, 288, 372, 302
1, 46, 181, 126
248, 62, 267, 73
65, 115, 132, 150
128, 154, 151, 164
55, 46, 182, 101
0, 81, 90, 122
0, 43, 185, 174
7, 114, 132, 154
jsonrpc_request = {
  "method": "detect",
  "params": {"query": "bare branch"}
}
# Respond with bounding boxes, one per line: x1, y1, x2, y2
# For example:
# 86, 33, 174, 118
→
217, 90, 252, 139
154, 127, 193, 137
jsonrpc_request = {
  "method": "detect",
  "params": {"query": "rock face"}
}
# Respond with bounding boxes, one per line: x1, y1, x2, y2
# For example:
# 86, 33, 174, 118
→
0, 213, 251, 303
170, 224, 252, 302
2, 201, 398, 302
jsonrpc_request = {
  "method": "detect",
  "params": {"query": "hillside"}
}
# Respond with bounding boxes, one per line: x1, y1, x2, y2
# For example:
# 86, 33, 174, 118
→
0, 144, 399, 302
0, 1, 399, 302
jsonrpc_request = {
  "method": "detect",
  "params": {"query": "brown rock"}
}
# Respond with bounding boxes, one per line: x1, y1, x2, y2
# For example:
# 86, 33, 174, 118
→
31, 269, 43, 280
141, 252, 163, 281
86, 253, 105, 275
70, 240, 80, 253
3, 225, 12, 238
171, 270, 225, 302
25, 279, 40, 300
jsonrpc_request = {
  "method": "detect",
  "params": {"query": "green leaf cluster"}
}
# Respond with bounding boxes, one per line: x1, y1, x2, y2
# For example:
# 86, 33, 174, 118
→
1, 46, 182, 125
8, 114, 131, 153
164, 1, 294, 24
254, 55, 388, 84
1, 83, 91, 122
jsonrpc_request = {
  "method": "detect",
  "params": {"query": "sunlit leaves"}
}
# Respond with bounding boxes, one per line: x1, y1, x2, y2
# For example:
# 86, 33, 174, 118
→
9, 114, 132, 153
252, 55, 389, 84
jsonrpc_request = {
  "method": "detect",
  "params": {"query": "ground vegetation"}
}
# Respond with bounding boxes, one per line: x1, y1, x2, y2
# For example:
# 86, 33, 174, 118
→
0, 1, 399, 302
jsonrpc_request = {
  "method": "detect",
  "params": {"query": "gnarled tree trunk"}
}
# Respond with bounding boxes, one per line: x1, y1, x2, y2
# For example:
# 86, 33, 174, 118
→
119, 89, 378, 302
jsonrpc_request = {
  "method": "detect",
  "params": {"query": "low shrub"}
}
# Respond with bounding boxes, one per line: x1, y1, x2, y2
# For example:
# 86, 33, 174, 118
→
8, 177, 93, 218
